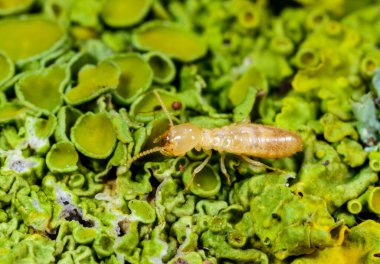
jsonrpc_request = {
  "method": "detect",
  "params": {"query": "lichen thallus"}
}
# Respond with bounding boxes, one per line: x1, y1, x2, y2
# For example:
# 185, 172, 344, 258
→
126, 90, 304, 188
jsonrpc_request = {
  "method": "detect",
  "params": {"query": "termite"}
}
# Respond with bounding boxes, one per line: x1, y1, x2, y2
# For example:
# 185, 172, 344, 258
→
126, 90, 303, 185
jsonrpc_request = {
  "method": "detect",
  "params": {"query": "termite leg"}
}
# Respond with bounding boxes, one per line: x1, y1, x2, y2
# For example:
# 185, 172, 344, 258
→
153, 90, 174, 127
220, 153, 231, 185
184, 150, 212, 192
240, 155, 287, 174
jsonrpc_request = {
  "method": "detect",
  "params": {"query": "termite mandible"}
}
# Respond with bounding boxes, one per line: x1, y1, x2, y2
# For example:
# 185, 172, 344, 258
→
126, 90, 303, 186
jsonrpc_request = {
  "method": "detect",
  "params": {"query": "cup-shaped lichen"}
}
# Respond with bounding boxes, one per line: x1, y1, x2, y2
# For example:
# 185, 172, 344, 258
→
64, 61, 120, 105
93, 233, 115, 258
144, 51, 176, 84
351, 186, 380, 215
347, 198, 362, 215
16, 65, 68, 115
0, 51, 14, 87
46, 141, 79, 173
369, 151, 380, 172
68, 173, 85, 189
101, 0, 152, 27
71, 222, 97, 244
233, 0, 263, 29
107, 53, 153, 104
129, 200, 156, 224
183, 162, 221, 198
71, 112, 117, 159
368, 188, 380, 214
293, 48, 321, 69
133, 21, 207, 62
0, 16, 66, 63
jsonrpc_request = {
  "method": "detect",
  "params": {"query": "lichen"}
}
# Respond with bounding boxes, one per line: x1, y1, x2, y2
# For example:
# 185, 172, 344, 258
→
0, 1, 380, 263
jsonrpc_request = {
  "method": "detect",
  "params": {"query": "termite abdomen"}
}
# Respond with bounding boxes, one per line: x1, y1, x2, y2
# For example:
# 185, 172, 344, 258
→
200, 124, 303, 159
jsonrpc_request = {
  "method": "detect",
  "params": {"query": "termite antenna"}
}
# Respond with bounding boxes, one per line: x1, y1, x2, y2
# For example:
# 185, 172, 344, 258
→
153, 90, 174, 128
126, 146, 165, 168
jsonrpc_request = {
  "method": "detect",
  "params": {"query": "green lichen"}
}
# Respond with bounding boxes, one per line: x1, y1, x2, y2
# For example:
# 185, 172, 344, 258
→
133, 21, 208, 62
250, 185, 343, 260
182, 163, 221, 198
108, 53, 153, 104
46, 141, 79, 173
292, 132, 378, 212
1, 1, 380, 264
0, 16, 66, 64
101, 0, 153, 28
336, 138, 367, 167
320, 113, 358, 143
0, 51, 14, 88
71, 112, 117, 159
16, 64, 68, 115
64, 61, 121, 105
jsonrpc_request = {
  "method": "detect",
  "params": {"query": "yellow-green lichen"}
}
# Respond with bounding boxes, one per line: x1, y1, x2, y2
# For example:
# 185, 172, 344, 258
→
107, 53, 153, 104
0, 16, 66, 63
71, 112, 117, 159
46, 141, 79, 173
65, 61, 120, 105
0, 52, 14, 88
101, 0, 153, 28
0, 0, 35, 16
1, 1, 380, 264
16, 64, 68, 115
133, 21, 208, 62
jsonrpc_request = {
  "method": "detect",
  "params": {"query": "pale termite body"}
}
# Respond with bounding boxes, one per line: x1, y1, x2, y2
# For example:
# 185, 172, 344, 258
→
126, 91, 304, 185
159, 123, 303, 158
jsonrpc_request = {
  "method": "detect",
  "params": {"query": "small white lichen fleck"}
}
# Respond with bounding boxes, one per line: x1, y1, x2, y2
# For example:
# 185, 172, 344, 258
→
32, 197, 43, 212
3, 149, 38, 173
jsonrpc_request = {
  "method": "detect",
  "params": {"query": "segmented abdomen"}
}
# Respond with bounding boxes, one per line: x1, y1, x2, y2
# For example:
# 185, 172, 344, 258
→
200, 124, 303, 158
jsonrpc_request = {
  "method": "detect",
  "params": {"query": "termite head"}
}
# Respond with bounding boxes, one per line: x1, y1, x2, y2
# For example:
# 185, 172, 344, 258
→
126, 90, 201, 167
159, 123, 202, 156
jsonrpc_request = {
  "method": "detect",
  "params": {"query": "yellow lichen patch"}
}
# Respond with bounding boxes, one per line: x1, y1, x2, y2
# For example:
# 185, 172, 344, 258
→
101, 0, 152, 27
65, 61, 120, 105
71, 112, 117, 159
133, 21, 207, 62
292, 221, 380, 264
0, 0, 35, 15
0, 17, 66, 63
